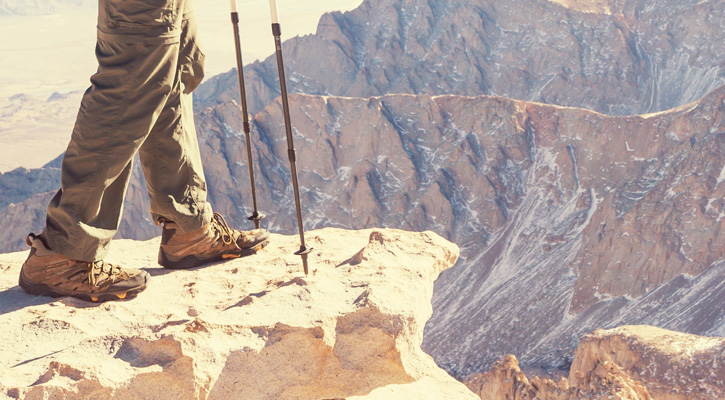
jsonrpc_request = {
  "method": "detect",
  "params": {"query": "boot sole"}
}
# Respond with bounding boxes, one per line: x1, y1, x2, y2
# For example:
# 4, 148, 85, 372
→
159, 239, 270, 270
18, 270, 148, 303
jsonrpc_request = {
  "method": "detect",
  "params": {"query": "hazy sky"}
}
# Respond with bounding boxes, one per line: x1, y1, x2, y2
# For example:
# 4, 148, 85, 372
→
0, 0, 364, 171
0, 0, 363, 98
196, 0, 364, 79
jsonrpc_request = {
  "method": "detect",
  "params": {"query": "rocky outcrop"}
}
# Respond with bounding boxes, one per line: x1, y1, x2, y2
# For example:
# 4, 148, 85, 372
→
466, 326, 725, 400
196, 0, 725, 116
0, 228, 477, 399
466, 355, 570, 400
570, 326, 725, 399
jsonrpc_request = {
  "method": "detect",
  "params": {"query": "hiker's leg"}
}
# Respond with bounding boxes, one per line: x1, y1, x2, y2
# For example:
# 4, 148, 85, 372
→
139, 3, 213, 233
44, 0, 186, 262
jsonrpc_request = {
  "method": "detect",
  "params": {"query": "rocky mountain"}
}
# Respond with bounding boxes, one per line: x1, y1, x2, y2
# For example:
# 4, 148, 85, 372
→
419, 87, 724, 376
466, 326, 725, 400
0, 228, 477, 399
3, 86, 723, 379
3, 85, 724, 378
196, 0, 724, 116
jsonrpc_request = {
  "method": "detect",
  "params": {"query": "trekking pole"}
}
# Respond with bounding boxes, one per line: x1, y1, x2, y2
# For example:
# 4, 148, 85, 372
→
230, 0, 265, 229
268, 0, 312, 275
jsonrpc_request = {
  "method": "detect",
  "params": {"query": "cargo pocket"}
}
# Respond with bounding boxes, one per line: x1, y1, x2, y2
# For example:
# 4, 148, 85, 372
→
102, 0, 178, 38
179, 15, 205, 94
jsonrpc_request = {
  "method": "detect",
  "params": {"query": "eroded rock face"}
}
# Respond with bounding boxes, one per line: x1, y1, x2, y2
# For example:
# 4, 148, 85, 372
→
0, 228, 476, 399
214, 90, 721, 376
196, 0, 725, 116
570, 326, 725, 400
466, 355, 570, 400
466, 326, 725, 400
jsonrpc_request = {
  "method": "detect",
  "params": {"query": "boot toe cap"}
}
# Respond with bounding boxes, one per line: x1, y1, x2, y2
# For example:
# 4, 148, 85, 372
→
240, 229, 270, 248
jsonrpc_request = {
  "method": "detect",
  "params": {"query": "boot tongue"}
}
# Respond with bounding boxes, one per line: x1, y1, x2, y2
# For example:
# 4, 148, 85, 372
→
31, 236, 56, 257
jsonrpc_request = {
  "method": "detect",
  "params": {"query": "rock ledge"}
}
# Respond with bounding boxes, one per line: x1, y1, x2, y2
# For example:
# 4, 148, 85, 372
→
0, 228, 476, 399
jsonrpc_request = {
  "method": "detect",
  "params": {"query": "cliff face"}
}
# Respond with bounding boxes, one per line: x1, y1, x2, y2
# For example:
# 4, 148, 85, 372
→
466, 326, 725, 400
191, 88, 724, 376
196, 0, 724, 116
0, 228, 477, 399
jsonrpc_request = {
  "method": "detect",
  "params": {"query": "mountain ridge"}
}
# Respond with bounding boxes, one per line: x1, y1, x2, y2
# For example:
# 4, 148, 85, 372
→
195, 0, 724, 117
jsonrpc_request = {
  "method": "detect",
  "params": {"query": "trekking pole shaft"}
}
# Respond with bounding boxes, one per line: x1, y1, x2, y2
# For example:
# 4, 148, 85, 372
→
273, 27, 306, 248
269, 1, 310, 274
230, 4, 263, 228
269, 0, 279, 23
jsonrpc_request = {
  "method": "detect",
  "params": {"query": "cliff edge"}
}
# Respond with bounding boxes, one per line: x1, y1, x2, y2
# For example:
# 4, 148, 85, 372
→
0, 228, 476, 399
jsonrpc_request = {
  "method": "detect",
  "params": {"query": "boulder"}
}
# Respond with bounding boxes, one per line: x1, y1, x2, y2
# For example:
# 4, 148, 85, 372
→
466, 325, 725, 400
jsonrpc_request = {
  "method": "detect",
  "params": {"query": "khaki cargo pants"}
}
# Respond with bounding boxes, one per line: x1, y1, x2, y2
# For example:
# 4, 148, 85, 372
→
44, 0, 213, 262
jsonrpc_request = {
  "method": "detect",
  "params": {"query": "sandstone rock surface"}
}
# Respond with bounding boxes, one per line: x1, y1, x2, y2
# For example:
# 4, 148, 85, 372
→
0, 228, 476, 399
466, 326, 725, 400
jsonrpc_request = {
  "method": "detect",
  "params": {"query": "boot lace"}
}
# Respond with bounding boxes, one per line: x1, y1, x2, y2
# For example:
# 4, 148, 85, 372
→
87, 260, 122, 287
211, 213, 241, 250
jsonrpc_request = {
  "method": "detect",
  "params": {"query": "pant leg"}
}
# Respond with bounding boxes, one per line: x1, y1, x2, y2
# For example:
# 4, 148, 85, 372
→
44, 0, 188, 262
139, 7, 213, 233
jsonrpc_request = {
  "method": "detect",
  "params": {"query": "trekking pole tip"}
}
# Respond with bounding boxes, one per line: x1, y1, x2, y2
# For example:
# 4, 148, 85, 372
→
295, 246, 313, 276
248, 211, 266, 229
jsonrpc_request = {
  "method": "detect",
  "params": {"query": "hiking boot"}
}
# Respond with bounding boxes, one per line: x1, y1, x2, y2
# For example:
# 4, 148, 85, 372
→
19, 234, 149, 302
158, 212, 270, 269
